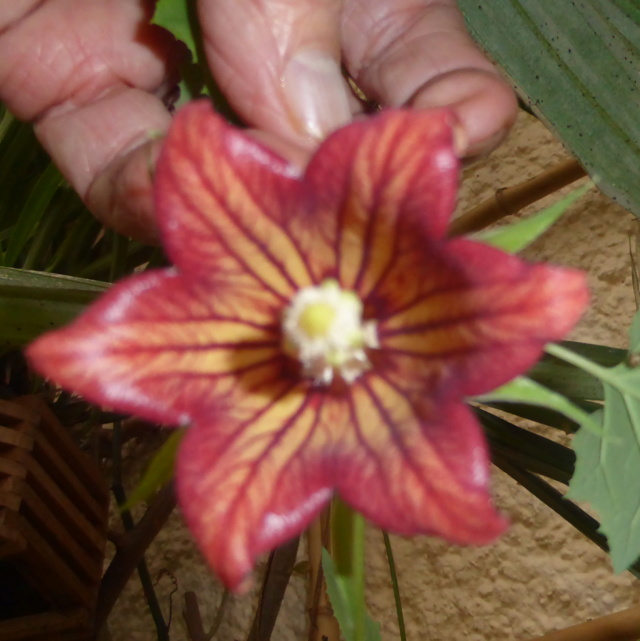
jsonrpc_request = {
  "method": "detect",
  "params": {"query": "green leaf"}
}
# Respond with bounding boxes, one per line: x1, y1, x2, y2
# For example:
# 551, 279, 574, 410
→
152, 0, 208, 105
0, 267, 107, 348
120, 430, 183, 512
568, 395, 638, 572
321, 549, 381, 641
549, 315, 640, 572
474, 375, 602, 435
152, 0, 196, 60
473, 185, 591, 253
459, 1, 640, 217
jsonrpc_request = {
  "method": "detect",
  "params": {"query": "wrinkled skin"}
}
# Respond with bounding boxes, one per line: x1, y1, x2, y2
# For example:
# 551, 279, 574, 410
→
0, 0, 517, 241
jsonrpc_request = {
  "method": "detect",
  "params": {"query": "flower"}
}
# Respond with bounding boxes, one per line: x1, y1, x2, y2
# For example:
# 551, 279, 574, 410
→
27, 100, 588, 591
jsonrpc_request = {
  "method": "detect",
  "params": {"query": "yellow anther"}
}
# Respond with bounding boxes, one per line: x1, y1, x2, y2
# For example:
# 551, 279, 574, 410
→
281, 279, 379, 385
298, 302, 336, 338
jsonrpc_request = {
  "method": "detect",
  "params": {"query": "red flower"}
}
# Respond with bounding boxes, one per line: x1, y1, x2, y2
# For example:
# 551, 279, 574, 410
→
28, 101, 588, 591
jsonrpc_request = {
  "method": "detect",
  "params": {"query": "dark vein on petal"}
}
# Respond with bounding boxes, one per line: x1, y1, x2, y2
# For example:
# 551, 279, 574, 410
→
354, 120, 403, 293
335, 164, 357, 283
374, 368, 478, 501
360, 377, 452, 520
376, 276, 528, 323
223, 392, 316, 537
167, 166, 288, 302
264, 394, 327, 518
109, 340, 280, 354
196, 161, 304, 293
136, 353, 285, 382
195, 377, 302, 475
380, 306, 517, 337
381, 344, 485, 362
345, 390, 402, 517
358, 136, 426, 300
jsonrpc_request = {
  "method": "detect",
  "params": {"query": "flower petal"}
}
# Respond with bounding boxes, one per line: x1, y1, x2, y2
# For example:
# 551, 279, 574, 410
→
292, 109, 459, 291
335, 374, 506, 542
155, 100, 314, 300
176, 384, 336, 591
376, 238, 588, 397
27, 269, 284, 425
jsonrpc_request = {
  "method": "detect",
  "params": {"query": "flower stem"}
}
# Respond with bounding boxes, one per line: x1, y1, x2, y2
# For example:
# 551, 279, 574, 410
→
331, 499, 366, 641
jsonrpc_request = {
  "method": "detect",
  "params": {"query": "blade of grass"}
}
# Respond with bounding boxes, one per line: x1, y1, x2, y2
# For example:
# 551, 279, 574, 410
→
4, 162, 64, 267
382, 532, 406, 641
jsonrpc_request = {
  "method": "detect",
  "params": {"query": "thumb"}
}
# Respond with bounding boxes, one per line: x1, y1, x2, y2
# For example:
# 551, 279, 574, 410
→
199, 0, 353, 146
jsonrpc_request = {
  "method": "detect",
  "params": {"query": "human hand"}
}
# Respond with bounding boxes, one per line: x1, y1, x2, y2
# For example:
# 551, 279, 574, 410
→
0, 0, 517, 242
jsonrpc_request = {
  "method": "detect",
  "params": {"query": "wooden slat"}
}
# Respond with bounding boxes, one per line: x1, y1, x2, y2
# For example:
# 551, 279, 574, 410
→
4, 476, 101, 585
0, 608, 90, 641
0, 456, 26, 478
0, 425, 34, 451
0, 400, 39, 427
0, 508, 26, 558
11, 512, 93, 608
0, 423, 108, 528
2, 449, 106, 556
15, 397, 107, 502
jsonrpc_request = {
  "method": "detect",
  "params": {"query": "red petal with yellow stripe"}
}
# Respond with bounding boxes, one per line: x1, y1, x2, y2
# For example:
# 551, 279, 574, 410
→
27, 101, 589, 592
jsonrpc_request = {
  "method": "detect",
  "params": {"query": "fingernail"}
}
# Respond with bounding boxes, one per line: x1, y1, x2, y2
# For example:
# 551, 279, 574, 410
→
283, 51, 352, 140
452, 124, 469, 158
465, 128, 509, 159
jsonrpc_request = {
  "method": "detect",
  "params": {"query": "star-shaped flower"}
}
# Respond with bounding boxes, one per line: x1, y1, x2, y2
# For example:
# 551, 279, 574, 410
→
27, 101, 588, 591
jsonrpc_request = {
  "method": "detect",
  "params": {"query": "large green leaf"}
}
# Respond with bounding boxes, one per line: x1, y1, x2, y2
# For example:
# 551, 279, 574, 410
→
559, 316, 640, 572
0, 267, 107, 348
568, 395, 640, 572
459, 1, 640, 216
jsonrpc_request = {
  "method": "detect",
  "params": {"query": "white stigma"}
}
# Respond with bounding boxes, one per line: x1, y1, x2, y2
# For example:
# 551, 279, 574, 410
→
282, 279, 379, 385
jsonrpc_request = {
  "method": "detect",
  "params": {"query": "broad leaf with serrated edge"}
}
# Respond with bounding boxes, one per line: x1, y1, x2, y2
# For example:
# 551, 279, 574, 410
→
569, 311, 640, 572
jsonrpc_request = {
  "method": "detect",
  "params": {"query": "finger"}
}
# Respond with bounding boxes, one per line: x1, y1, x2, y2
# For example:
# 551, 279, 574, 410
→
342, 0, 518, 157
0, 0, 184, 240
200, 0, 354, 146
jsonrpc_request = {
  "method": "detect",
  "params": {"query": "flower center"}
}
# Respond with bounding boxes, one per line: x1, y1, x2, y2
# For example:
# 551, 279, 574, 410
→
282, 279, 378, 385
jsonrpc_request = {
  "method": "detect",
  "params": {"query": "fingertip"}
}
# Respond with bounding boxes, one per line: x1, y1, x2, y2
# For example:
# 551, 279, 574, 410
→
409, 68, 518, 158
86, 137, 163, 244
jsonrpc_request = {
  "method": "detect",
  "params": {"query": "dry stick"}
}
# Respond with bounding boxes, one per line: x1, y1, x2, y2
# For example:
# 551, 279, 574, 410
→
529, 604, 640, 641
449, 157, 587, 237
246, 536, 300, 641
183, 592, 208, 641
183, 589, 229, 641
95, 482, 177, 632
109, 420, 168, 641
307, 511, 340, 641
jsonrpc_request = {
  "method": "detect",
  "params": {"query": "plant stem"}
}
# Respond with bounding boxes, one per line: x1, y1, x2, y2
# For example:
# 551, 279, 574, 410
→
545, 342, 635, 400
382, 532, 406, 641
331, 500, 366, 641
